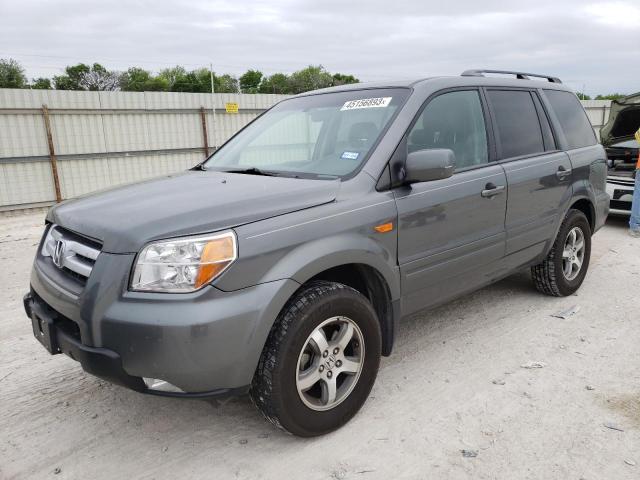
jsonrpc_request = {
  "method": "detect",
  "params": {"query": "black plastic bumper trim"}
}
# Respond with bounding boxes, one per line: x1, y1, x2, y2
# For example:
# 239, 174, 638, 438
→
24, 292, 249, 399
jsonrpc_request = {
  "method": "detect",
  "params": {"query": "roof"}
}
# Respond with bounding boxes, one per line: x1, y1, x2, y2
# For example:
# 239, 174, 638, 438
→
297, 71, 572, 97
300, 78, 434, 95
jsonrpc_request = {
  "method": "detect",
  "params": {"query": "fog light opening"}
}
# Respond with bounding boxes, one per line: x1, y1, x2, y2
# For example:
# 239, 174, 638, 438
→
143, 377, 185, 394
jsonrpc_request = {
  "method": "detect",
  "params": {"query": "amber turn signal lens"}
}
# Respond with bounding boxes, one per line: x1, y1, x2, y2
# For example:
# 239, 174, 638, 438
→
195, 236, 236, 288
374, 222, 394, 233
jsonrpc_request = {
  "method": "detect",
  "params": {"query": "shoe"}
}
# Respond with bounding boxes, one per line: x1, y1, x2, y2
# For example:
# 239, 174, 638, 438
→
630, 229, 640, 238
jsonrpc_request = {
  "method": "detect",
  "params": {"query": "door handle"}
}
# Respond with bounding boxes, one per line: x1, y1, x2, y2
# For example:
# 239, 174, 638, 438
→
481, 183, 506, 198
556, 166, 572, 180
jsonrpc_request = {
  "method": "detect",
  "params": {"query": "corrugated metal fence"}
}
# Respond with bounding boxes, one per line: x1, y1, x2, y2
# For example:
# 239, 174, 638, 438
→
0, 89, 287, 211
581, 100, 612, 137
0, 89, 611, 212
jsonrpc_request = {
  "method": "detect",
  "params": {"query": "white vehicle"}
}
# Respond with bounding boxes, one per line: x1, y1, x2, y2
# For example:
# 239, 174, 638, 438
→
600, 93, 640, 215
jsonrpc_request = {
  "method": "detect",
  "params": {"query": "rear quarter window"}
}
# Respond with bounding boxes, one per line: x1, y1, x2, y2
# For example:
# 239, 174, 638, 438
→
544, 90, 597, 149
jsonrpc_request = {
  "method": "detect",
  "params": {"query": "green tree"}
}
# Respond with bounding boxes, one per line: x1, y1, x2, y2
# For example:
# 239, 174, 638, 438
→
145, 76, 170, 92
152, 66, 239, 93
239, 69, 263, 93
169, 68, 215, 93
53, 63, 90, 90
172, 70, 199, 92
258, 73, 290, 94
31, 77, 52, 89
53, 63, 119, 91
120, 67, 160, 92
0, 58, 28, 88
193, 68, 213, 92
575, 92, 591, 100
332, 73, 359, 86
215, 73, 239, 93
595, 93, 626, 101
288, 65, 333, 94
183, 68, 214, 92
158, 66, 188, 91
10, 60, 360, 94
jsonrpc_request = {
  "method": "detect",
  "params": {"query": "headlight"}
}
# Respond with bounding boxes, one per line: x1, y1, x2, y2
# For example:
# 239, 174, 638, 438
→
130, 231, 237, 293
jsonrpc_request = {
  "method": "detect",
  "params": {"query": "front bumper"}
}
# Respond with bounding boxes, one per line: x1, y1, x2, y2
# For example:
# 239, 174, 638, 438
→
606, 176, 634, 215
27, 251, 300, 395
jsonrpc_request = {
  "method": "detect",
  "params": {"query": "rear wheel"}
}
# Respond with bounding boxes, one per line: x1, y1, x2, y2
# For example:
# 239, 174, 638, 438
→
251, 281, 381, 437
531, 209, 591, 296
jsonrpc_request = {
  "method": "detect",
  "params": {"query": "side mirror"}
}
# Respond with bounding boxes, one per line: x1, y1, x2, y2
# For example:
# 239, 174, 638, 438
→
404, 149, 456, 183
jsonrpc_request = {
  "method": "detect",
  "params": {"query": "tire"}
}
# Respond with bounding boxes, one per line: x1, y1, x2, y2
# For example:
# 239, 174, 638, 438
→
250, 281, 381, 437
531, 209, 592, 297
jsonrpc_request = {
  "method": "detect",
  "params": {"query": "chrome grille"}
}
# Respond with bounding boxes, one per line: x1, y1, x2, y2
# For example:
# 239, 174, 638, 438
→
41, 225, 101, 280
605, 146, 638, 162
607, 177, 635, 187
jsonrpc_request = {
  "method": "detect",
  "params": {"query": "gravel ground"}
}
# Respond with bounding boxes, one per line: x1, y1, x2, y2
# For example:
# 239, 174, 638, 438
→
0, 212, 638, 480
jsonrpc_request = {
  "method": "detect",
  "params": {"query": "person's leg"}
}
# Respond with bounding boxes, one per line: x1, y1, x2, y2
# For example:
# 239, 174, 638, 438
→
630, 169, 640, 236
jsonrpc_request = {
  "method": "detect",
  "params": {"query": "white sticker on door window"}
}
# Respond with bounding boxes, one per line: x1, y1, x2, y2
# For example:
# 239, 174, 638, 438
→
341, 97, 392, 111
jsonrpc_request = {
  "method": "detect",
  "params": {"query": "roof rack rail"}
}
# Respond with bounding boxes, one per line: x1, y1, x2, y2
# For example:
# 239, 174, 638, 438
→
461, 69, 562, 84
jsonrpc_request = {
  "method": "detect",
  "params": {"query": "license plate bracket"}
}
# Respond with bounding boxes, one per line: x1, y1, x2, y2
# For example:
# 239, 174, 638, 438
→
31, 312, 60, 354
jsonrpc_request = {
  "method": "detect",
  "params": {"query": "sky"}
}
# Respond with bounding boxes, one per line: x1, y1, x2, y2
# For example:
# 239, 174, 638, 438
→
1, 0, 639, 96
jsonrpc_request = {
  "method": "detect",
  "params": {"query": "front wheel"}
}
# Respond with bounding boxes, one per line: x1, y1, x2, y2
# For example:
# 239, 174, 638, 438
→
531, 209, 592, 296
251, 281, 381, 437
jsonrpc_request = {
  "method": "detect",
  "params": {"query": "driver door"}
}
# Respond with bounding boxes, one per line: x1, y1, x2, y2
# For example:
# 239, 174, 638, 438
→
394, 89, 508, 315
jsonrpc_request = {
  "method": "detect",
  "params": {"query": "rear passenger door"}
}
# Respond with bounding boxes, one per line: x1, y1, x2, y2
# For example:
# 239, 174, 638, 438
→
541, 89, 607, 231
485, 89, 573, 266
395, 89, 508, 315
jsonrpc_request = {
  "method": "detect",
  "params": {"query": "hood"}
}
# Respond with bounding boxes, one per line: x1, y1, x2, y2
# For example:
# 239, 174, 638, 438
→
607, 138, 639, 150
48, 171, 340, 253
599, 92, 640, 146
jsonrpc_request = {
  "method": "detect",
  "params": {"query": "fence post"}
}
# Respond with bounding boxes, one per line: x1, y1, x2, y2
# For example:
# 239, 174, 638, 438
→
200, 106, 209, 158
42, 104, 62, 203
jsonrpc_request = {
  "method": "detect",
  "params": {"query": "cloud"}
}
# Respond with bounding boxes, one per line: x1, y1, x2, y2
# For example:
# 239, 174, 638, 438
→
0, 0, 638, 95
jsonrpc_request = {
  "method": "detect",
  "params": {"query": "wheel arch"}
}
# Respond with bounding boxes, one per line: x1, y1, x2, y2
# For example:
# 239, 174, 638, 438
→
569, 197, 595, 233
540, 195, 596, 263
306, 263, 398, 356
271, 233, 399, 357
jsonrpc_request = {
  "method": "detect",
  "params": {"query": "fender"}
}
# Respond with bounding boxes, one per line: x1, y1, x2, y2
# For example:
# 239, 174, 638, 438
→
272, 233, 400, 300
543, 190, 596, 261
217, 230, 401, 357
220, 231, 400, 300
217, 190, 401, 297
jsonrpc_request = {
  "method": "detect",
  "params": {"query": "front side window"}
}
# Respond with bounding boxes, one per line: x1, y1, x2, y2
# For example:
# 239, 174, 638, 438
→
203, 88, 409, 178
487, 90, 545, 159
408, 90, 488, 170
544, 90, 597, 149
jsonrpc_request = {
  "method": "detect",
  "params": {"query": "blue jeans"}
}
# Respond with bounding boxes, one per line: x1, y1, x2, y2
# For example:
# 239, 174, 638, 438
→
631, 169, 640, 231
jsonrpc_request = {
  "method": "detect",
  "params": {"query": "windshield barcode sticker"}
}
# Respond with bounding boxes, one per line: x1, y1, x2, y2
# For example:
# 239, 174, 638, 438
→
341, 97, 392, 111
341, 151, 360, 160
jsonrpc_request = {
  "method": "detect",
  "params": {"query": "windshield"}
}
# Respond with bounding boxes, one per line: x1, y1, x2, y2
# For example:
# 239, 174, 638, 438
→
203, 88, 409, 178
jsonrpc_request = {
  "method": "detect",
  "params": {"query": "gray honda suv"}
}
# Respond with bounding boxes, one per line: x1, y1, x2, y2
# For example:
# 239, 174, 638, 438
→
24, 70, 609, 436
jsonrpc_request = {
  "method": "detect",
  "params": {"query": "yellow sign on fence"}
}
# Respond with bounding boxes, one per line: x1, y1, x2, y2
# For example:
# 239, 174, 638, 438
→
225, 102, 239, 114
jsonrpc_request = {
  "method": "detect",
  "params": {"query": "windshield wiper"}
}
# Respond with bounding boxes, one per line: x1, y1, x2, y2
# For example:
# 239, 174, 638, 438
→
223, 167, 279, 177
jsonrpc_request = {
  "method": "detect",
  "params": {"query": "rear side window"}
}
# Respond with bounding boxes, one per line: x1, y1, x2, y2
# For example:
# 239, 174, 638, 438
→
544, 90, 597, 149
487, 90, 545, 159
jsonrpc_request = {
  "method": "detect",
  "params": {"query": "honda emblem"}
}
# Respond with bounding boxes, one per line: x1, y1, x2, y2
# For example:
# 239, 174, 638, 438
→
52, 240, 66, 268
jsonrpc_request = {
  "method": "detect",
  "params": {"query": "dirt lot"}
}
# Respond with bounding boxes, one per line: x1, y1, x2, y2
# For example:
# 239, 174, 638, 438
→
0, 212, 638, 480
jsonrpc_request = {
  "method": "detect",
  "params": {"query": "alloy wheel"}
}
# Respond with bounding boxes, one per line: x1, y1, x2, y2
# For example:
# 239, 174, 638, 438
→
296, 316, 365, 411
562, 226, 585, 281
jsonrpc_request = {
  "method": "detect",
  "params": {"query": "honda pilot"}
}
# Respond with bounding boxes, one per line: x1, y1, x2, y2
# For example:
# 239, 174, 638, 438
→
24, 70, 609, 436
